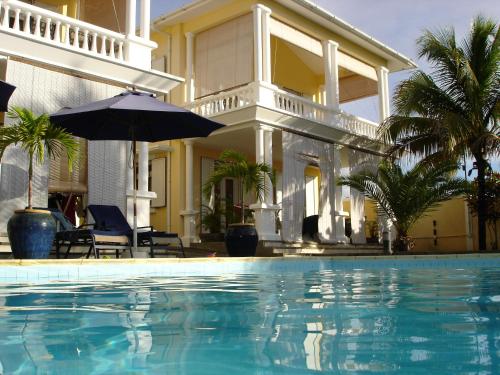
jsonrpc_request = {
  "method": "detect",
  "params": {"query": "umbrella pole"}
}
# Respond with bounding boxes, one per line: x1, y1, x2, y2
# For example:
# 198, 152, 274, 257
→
133, 139, 138, 252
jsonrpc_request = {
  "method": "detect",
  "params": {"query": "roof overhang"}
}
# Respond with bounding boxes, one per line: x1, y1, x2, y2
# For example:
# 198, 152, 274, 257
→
153, 0, 416, 72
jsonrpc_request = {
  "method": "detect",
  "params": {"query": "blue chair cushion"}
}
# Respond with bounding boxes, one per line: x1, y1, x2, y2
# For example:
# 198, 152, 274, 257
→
88, 205, 132, 233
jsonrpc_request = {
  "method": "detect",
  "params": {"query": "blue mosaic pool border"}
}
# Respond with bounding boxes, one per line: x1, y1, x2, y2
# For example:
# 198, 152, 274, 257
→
0, 254, 498, 283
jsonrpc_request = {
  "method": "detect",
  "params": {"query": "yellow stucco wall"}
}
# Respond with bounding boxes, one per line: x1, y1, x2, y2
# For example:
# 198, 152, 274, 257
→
409, 198, 469, 252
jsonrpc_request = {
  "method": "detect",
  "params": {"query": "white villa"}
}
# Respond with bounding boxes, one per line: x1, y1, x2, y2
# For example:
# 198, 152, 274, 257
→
0, 0, 416, 253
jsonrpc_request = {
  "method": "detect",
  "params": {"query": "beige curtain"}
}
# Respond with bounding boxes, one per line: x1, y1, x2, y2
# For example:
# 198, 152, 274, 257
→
195, 13, 253, 98
49, 137, 87, 193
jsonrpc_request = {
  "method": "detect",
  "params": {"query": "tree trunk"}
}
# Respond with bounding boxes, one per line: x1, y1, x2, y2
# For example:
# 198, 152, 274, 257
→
475, 156, 488, 251
27, 155, 33, 209
240, 178, 245, 224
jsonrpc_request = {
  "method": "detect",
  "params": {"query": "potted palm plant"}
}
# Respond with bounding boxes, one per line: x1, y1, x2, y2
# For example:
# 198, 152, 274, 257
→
203, 150, 274, 256
0, 107, 79, 259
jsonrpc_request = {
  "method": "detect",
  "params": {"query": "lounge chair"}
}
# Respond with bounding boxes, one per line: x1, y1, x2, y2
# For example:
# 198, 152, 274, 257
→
40, 207, 132, 259
88, 205, 185, 258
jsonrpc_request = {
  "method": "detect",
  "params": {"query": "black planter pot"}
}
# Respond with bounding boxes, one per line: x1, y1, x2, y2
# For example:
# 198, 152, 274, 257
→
225, 223, 259, 257
7, 209, 56, 259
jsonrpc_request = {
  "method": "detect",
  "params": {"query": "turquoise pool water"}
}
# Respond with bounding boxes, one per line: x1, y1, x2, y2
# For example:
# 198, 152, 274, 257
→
0, 258, 499, 374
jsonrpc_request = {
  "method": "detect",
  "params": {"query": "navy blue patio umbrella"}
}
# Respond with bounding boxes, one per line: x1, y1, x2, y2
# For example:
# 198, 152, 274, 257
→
0, 80, 16, 112
50, 91, 225, 249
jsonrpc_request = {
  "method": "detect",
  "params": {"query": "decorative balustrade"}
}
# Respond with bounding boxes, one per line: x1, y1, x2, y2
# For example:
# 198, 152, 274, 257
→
337, 111, 379, 139
188, 81, 380, 139
0, 0, 126, 62
187, 84, 256, 117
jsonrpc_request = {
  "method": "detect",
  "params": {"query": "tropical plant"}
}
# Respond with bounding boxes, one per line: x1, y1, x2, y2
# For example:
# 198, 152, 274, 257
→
379, 16, 499, 251
203, 150, 274, 224
0, 107, 79, 209
337, 160, 467, 251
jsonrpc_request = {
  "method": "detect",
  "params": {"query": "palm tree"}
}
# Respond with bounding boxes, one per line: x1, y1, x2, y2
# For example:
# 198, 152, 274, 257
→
338, 160, 467, 251
379, 16, 499, 251
203, 150, 274, 224
0, 107, 79, 209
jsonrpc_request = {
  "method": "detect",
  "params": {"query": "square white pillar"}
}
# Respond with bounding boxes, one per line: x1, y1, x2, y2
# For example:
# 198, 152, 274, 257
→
349, 149, 367, 244
140, 0, 150, 40
333, 145, 348, 243
185, 32, 195, 104
252, 4, 272, 83
322, 40, 340, 110
377, 66, 390, 123
251, 124, 280, 241
125, 0, 137, 37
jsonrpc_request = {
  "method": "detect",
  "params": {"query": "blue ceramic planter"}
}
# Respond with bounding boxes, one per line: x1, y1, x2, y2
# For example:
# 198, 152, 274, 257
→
225, 224, 259, 257
7, 209, 56, 259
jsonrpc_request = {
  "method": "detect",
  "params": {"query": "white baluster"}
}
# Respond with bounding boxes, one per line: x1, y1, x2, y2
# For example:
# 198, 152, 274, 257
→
91, 32, 98, 53
13, 8, 20, 31
82, 30, 89, 50
118, 42, 124, 60
44, 18, 51, 40
100, 35, 107, 56
1, 4, 10, 29
64, 23, 70, 45
109, 38, 115, 58
72, 26, 79, 48
24, 12, 31, 34
34, 15, 41, 37
54, 20, 61, 43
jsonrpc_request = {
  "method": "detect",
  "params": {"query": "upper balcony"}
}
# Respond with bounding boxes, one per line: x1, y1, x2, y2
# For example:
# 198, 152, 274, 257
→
176, 4, 398, 147
187, 81, 379, 141
0, 0, 181, 94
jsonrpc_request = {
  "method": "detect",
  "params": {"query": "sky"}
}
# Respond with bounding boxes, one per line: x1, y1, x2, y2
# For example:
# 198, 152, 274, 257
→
151, 0, 500, 171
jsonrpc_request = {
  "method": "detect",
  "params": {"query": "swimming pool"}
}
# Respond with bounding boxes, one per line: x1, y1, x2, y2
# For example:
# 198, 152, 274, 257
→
0, 256, 498, 374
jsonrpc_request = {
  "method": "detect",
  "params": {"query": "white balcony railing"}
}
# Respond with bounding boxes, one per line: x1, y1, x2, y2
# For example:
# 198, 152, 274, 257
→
0, 0, 127, 62
187, 84, 256, 117
188, 82, 380, 139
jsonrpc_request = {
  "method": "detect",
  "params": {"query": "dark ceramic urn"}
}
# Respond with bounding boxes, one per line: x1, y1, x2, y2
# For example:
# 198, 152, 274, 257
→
224, 223, 258, 257
7, 209, 56, 259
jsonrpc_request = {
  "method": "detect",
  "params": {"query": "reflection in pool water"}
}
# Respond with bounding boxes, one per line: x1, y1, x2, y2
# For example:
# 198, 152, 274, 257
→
0, 266, 499, 374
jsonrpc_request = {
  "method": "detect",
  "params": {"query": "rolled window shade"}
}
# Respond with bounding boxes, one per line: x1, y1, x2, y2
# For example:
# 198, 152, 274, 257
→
49, 137, 87, 193
195, 13, 253, 98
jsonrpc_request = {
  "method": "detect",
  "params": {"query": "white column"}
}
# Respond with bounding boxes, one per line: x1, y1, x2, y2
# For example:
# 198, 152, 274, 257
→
333, 145, 348, 243
349, 149, 367, 244
322, 40, 340, 110
185, 32, 195, 104
317, 144, 339, 244
180, 139, 199, 246
125, 0, 137, 37
252, 5, 263, 82
377, 66, 390, 123
261, 6, 272, 83
140, 0, 150, 40
126, 142, 134, 225
250, 124, 280, 241
137, 142, 150, 226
